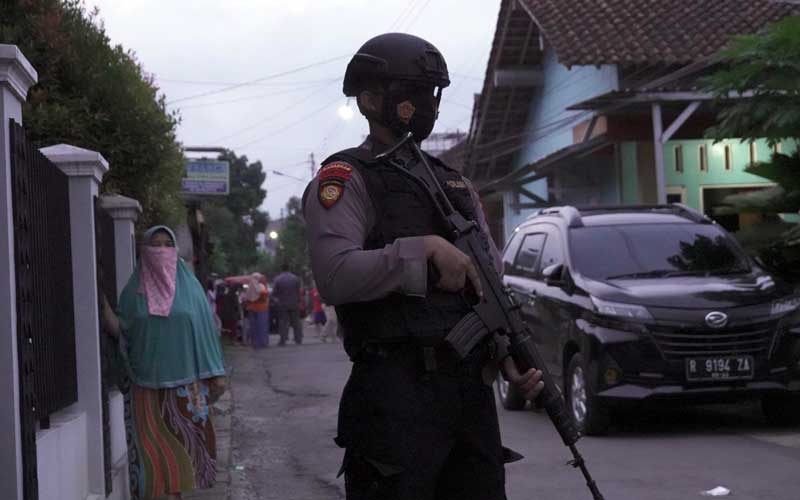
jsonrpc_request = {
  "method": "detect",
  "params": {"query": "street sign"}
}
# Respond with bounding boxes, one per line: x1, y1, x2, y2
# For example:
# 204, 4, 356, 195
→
182, 160, 230, 195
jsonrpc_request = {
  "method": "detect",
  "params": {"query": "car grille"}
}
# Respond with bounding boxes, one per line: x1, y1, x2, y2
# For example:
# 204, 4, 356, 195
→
648, 322, 777, 359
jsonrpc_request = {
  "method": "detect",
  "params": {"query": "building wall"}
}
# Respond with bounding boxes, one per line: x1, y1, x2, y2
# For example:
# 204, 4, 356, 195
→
517, 48, 619, 164
621, 138, 798, 208
664, 138, 797, 209
501, 46, 619, 239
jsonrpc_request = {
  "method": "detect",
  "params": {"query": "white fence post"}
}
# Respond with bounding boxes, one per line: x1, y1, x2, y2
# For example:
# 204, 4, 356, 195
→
0, 44, 37, 500
99, 194, 140, 499
99, 194, 141, 295
40, 144, 109, 496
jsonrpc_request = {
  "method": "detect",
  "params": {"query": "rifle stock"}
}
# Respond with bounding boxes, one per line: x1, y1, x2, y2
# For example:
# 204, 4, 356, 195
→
377, 132, 606, 500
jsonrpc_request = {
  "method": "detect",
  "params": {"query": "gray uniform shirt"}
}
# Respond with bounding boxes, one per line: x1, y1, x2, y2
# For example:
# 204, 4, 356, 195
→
302, 158, 502, 307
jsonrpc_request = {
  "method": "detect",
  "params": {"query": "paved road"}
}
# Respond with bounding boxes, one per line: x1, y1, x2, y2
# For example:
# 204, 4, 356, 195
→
226, 337, 800, 500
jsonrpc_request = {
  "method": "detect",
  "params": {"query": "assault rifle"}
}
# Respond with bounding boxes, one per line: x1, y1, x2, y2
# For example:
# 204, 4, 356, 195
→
376, 132, 606, 500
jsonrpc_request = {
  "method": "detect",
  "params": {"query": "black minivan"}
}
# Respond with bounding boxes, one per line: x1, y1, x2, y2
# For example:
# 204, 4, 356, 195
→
496, 205, 800, 434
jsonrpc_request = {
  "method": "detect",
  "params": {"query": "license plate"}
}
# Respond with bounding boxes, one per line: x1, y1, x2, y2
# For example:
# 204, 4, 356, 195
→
686, 355, 754, 381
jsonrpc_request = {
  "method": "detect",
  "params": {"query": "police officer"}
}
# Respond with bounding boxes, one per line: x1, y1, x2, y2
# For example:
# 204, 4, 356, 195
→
303, 33, 543, 500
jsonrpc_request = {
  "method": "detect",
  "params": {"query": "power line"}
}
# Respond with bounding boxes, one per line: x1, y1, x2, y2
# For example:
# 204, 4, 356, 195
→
159, 76, 339, 87
388, 0, 421, 31
177, 82, 335, 110
403, 0, 433, 31
235, 96, 342, 150
166, 54, 349, 105
212, 85, 332, 144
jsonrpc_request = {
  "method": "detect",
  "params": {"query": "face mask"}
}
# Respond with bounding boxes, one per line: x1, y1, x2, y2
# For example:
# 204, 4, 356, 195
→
377, 82, 441, 142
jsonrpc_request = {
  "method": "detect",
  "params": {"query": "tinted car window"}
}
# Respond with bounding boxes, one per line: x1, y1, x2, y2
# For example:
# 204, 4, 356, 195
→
502, 230, 524, 275
513, 233, 546, 277
569, 223, 750, 281
539, 228, 565, 271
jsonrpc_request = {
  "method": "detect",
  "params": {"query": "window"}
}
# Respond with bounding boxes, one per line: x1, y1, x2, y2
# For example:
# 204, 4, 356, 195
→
667, 193, 683, 204
513, 233, 546, 277
674, 145, 684, 173
724, 145, 732, 171
539, 229, 565, 272
698, 144, 708, 172
569, 224, 749, 281
502, 230, 524, 275
749, 142, 758, 165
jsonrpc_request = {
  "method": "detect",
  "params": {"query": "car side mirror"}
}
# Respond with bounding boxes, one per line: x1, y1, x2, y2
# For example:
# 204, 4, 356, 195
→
542, 263, 564, 286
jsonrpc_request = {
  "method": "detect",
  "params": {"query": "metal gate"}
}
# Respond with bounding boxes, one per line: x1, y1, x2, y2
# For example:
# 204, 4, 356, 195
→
10, 119, 77, 500
95, 197, 117, 496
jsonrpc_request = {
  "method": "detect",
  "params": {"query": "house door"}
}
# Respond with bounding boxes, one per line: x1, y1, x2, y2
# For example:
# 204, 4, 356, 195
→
701, 185, 774, 232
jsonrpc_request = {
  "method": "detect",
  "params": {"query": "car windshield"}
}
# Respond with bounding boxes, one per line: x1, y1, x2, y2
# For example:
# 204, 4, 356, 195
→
569, 223, 750, 281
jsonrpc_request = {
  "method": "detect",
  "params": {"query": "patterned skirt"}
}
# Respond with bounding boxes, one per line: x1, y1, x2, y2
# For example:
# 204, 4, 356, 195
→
126, 381, 217, 499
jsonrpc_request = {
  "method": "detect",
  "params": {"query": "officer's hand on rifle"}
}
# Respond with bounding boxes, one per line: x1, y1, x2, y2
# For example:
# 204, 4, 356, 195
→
503, 357, 544, 401
423, 235, 483, 297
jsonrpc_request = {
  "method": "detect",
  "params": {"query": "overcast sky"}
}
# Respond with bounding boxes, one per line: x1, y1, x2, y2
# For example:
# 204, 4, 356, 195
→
83, 0, 498, 218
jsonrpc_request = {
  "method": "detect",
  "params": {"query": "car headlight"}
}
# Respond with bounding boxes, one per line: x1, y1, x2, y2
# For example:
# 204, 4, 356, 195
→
771, 296, 800, 316
591, 297, 653, 321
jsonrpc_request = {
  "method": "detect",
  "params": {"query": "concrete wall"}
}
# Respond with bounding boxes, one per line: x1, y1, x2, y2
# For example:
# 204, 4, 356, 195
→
516, 47, 619, 164
36, 408, 89, 500
35, 391, 128, 500
501, 44, 619, 240
621, 138, 798, 209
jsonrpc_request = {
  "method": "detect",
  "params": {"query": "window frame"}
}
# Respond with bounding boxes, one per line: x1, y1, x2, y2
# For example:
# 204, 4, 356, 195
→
511, 231, 548, 279
698, 144, 708, 172
537, 225, 567, 276
673, 145, 684, 173
749, 142, 757, 166
723, 144, 733, 171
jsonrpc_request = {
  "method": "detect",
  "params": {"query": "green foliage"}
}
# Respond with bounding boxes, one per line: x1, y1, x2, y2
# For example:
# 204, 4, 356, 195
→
703, 16, 800, 284
274, 196, 311, 282
203, 150, 269, 276
704, 16, 800, 147
0, 0, 186, 227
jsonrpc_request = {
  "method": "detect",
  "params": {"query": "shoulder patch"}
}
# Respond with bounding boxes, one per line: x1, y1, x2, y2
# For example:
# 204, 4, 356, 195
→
318, 162, 353, 209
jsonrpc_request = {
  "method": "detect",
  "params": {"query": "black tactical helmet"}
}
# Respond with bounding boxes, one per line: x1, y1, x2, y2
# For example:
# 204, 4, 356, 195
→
343, 33, 450, 96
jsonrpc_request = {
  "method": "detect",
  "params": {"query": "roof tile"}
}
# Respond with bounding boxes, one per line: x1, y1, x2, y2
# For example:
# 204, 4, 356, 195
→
524, 0, 798, 67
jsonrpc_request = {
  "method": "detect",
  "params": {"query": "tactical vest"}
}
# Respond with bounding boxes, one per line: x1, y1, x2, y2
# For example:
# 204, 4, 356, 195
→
322, 146, 478, 359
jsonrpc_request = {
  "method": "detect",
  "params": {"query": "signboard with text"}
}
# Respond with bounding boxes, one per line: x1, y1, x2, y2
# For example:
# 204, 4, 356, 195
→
182, 160, 230, 195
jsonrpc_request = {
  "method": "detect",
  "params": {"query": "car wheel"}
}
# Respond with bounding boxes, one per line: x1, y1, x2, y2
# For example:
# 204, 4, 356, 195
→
566, 353, 609, 435
762, 394, 800, 426
496, 371, 526, 411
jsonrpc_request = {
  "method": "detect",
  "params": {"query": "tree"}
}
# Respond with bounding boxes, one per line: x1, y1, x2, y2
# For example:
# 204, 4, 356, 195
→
274, 196, 311, 282
203, 150, 270, 276
703, 16, 800, 283
0, 0, 186, 228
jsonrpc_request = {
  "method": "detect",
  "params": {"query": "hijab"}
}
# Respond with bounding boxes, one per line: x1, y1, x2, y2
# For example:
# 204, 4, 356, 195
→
117, 225, 225, 389
138, 226, 178, 316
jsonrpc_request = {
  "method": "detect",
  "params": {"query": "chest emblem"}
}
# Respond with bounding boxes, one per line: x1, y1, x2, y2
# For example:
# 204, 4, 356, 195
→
317, 161, 353, 209
446, 179, 467, 189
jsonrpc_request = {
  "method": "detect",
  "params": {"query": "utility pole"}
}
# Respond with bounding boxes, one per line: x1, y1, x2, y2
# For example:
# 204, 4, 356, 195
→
309, 152, 316, 179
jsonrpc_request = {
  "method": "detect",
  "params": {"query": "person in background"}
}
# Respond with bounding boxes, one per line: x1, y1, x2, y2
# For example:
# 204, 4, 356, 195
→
220, 285, 240, 342
244, 273, 270, 349
272, 261, 304, 346
206, 280, 216, 309
309, 284, 329, 341
101, 225, 226, 500
206, 280, 222, 335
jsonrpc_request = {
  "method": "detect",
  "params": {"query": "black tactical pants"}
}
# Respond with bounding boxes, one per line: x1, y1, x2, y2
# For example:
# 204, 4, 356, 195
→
336, 344, 511, 500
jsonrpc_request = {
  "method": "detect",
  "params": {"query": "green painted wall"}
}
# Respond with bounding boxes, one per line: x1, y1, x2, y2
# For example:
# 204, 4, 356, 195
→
621, 142, 639, 204
621, 138, 798, 209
